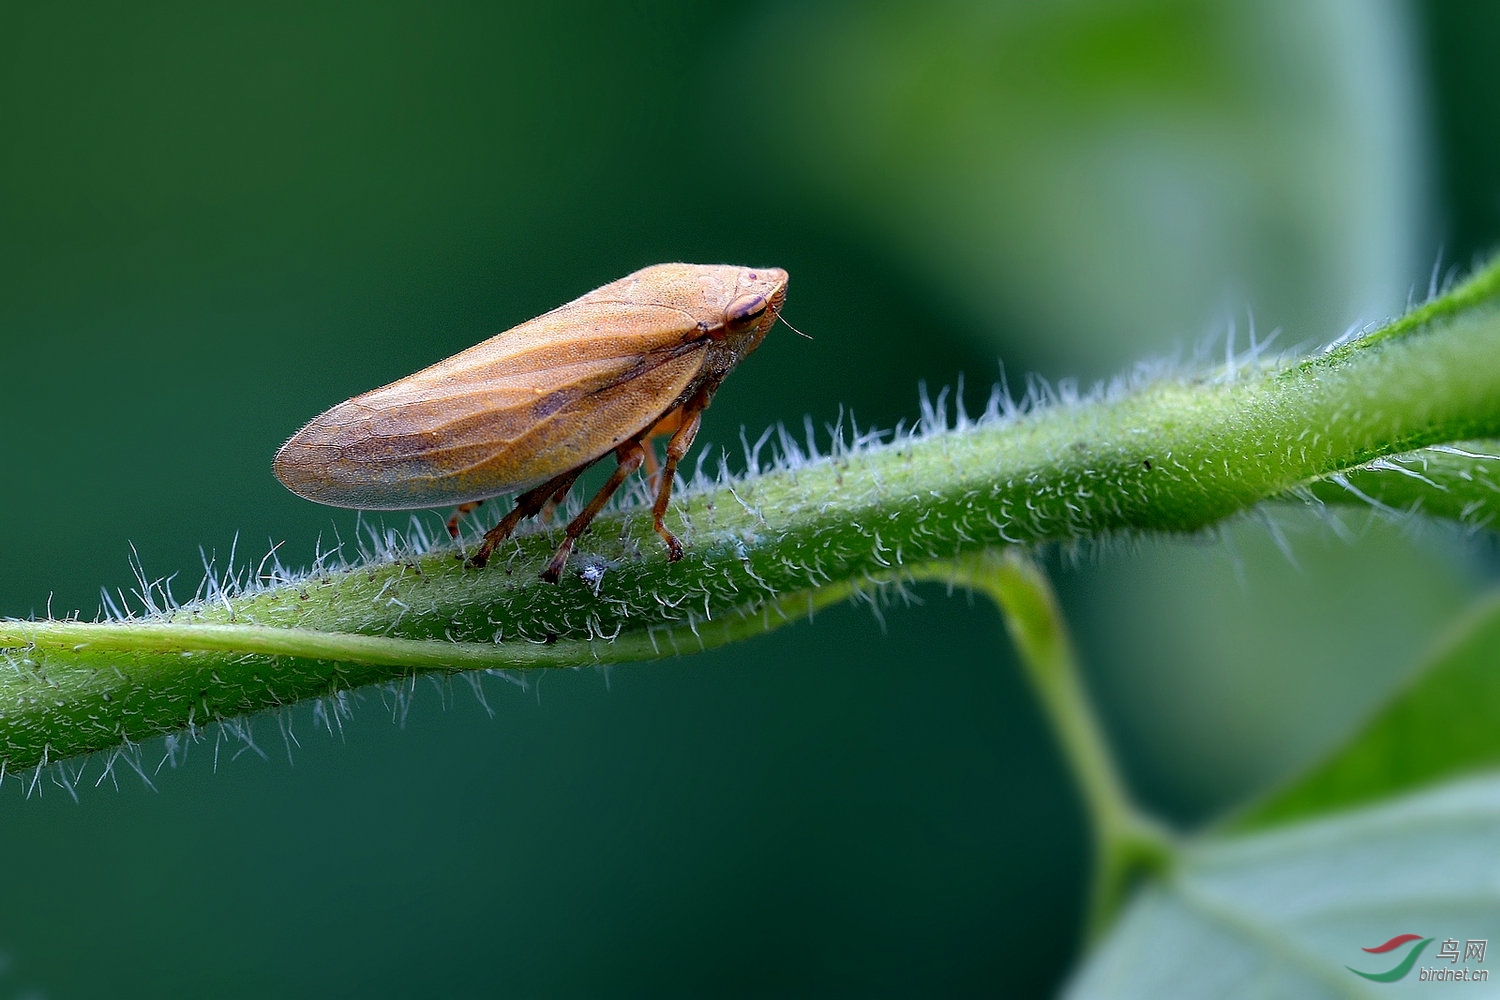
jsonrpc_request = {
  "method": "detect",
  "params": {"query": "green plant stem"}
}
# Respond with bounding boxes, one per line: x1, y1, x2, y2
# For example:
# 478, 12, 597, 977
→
919, 553, 1174, 939
4, 260, 1500, 768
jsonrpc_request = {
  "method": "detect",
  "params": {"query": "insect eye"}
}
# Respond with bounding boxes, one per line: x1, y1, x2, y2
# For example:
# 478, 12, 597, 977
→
723, 294, 767, 335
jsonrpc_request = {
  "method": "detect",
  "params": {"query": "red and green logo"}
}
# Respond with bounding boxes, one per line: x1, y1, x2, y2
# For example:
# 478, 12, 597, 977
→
1348, 934, 1434, 983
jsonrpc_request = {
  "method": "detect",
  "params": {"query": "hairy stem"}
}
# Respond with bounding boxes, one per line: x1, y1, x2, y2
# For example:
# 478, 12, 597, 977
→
4, 260, 1500, 768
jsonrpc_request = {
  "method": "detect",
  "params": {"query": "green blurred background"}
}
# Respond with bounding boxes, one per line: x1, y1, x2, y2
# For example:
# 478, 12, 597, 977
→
1, 1, 1497, 995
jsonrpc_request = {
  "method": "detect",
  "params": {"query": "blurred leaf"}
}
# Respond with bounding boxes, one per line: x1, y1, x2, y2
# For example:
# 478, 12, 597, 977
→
745, 0, 1423, 373
1069, 775, 1500, 998
1232, 591, 1500, 829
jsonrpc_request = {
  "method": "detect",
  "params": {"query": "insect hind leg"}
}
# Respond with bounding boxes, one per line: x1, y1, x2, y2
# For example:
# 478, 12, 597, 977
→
467, 466, 585, 569
537, 477, 577, 524
540, 436, 648, 583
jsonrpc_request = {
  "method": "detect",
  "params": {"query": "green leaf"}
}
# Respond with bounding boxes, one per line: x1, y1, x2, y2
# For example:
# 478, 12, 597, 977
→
1068, 775, 1500, 998
1233, 591, 1500, 830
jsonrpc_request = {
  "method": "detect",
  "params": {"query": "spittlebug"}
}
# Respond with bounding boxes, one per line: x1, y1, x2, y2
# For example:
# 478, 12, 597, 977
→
273, 263, 789, 582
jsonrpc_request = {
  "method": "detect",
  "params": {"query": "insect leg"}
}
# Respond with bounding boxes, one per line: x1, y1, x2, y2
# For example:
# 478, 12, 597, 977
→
540, 436, 648, 583
640, 406, 685, 488
537, 477, 577, 524
467, 466, 585, 569
650, 388, 710, 562
446, 500, 485, 538
640, 441, 661, 484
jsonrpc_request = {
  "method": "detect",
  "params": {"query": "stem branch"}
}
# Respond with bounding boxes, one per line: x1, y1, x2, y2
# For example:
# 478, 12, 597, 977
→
922, 553, 1173, 938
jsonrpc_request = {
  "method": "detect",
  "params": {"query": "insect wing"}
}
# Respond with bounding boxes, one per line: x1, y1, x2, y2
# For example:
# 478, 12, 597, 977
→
275, 300, 707, 508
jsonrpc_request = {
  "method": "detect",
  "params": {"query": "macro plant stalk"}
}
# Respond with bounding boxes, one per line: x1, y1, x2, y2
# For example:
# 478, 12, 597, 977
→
2, 260, 1499, 770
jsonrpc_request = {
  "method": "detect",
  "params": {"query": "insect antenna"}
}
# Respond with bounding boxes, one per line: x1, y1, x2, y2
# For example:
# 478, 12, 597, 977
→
776, 312, 814, 340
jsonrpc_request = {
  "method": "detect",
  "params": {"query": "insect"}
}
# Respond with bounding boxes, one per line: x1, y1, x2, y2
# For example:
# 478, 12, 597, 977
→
273, 263, 790, 582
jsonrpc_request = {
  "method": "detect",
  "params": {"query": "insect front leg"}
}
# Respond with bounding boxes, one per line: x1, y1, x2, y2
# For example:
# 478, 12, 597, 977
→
467, 466, 585, 569
650, 388, 710, 562
540, 435, 648, 583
